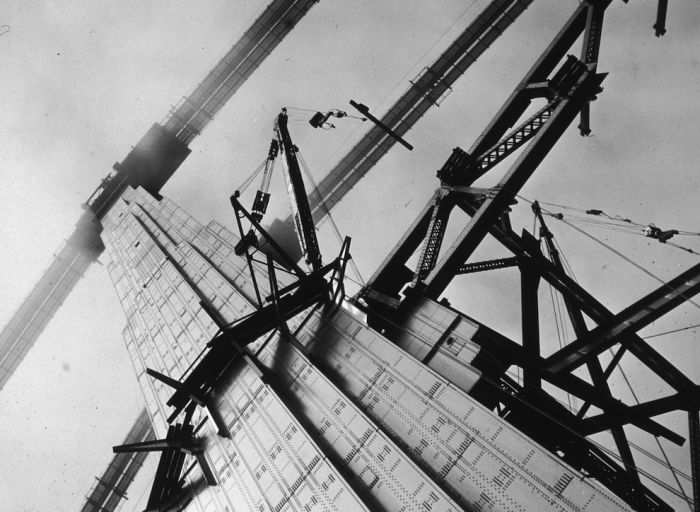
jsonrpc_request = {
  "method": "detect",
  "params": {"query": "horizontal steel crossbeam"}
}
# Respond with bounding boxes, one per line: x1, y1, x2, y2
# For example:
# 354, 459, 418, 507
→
545, 262, 700, 373
458, 256, 520, 274
458, 196, 698, 396
580, 393, 691, 435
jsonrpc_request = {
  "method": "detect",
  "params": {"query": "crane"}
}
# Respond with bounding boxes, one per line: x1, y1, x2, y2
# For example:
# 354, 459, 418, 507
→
236, 109, 323, 272
275, 109, 323, 271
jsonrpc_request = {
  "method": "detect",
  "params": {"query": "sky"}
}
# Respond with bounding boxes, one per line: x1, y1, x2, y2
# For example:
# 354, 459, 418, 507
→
0, 1, 699, 511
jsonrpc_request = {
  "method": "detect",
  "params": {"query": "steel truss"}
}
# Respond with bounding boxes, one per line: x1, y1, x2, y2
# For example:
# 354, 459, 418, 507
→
359, 1, 698, 510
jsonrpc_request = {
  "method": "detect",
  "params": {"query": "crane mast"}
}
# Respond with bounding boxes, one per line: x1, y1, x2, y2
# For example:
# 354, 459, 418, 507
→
276, 109, 323, 271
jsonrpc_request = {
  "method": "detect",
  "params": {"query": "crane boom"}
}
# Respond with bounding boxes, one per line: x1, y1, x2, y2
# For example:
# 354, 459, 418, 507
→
276, 110, 323, 271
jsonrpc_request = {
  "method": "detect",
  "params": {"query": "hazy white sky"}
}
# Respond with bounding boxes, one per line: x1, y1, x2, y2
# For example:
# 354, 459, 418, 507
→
0, 1, 699, 511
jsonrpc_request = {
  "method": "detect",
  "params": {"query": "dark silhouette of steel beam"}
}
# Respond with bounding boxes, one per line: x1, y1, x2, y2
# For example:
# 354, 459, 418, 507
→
423, 65, 606, 298
349, 100, 413, 151
580, 393, 692, 435
577, 1, 605, 135
467, 1, 603, 160
545, 262, 700, 374
690, 408, 700, 512
231, 192, 305, 276
459, 196, 698, 396
166, 262, 330, 416
540, 370, 684, 445
113, 437, 198, 454
457, 256, 520, 274
520, 260, 541, 392
654, 0, 668, 37
466, 330, 683, 444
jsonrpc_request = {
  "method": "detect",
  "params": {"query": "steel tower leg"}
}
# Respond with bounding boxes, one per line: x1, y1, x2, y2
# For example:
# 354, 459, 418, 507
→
690, 409, 700, 512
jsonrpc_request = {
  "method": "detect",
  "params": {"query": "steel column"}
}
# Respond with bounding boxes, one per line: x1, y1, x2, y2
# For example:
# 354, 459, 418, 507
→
690, 408, 700, 512
520, 263, 541, 392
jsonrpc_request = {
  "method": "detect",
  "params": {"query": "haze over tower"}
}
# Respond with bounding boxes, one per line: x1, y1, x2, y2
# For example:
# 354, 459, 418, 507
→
0, 0, 320, 393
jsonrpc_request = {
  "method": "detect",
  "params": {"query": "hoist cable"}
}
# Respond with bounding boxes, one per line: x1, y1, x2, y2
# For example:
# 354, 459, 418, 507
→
234, 158, 268, 195
545, 210, 700, 257
553, 238, 579, 283
518, 189, 700, 309
549, 284, 565, 349
565, 218, 635, 232
665, 241, 700, 257
548, 282, 575, 411
558, 214, 700, 255
297, 152, 366, 286
521, 195, 700, 238
644, 322, 700, 340
287, 106, 367, 123
546, 216, 700, 312
625, 440, 693, 483
532, 199, 645, 228
286, 106, 319, 112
